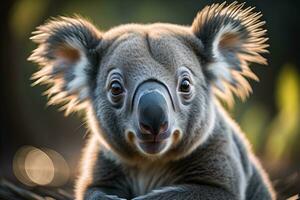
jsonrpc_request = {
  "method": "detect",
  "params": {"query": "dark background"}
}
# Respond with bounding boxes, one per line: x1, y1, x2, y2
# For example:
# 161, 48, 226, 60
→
0, 0, 299, 199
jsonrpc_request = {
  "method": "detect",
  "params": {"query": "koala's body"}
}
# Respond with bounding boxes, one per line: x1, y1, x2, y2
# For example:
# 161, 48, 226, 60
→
29, 2, 275, 200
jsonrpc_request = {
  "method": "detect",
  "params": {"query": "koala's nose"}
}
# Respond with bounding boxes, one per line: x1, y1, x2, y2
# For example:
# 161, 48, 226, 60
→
138, 91, 169, 136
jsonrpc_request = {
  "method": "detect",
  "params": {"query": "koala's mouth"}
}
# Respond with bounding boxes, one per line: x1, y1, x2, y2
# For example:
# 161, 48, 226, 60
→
138, 140, 167, 154
127, 129, 182, 155
136, 129, 170, 154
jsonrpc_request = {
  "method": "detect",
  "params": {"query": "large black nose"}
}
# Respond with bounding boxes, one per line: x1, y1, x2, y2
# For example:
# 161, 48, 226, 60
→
138, 91, 169, 135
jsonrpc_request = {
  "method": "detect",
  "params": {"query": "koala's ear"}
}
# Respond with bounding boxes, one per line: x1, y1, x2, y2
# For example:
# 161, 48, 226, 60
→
192, 2, 268, 103
28, 16, 101, 114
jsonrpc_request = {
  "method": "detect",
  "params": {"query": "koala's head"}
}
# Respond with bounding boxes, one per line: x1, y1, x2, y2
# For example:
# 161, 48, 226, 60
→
29, 2, 268, 162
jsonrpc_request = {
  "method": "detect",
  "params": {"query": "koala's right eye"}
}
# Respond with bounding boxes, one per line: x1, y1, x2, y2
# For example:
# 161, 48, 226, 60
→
108, 79, 125, 105
110, 81, 124, 96
106, 71, 126, 107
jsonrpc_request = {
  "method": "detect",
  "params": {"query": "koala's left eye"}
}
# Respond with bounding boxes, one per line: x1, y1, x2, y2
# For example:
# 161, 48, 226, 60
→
179, 78, 191, 93
177, 71, 194, 103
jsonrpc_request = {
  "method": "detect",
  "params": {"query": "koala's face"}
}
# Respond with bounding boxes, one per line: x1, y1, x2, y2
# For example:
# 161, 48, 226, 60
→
92, 25, 214, 158
29, 3, 268, 161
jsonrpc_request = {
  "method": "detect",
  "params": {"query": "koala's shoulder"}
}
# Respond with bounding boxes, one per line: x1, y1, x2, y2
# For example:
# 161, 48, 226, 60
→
169, 118, 251, 192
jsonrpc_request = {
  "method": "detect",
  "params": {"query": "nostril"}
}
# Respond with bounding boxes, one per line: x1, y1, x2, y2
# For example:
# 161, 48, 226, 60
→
140, 122, 153, 134
159, 121, 168, 134
139, 121, 168, 135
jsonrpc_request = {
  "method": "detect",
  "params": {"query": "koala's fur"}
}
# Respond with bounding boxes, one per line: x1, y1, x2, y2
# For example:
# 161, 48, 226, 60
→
29, 2, 275, 200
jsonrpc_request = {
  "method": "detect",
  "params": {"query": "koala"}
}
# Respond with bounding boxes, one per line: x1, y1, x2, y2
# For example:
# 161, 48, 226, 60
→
29, 2, 275, 200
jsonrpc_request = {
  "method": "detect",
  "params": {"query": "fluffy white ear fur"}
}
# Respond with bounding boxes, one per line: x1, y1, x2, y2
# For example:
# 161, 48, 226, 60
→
192, 2, 268, 104
28, 17, 101, 114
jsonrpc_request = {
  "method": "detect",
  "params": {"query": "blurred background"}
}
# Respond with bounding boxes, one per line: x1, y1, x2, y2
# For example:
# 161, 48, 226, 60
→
0, 0, 299, 199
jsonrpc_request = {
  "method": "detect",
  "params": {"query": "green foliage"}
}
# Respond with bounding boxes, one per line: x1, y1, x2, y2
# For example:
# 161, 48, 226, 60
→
10, 0, 50, 39
265, 64, 299, 162
235, 64, 300, 164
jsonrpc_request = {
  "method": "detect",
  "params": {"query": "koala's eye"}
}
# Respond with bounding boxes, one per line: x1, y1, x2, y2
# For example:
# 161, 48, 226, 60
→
106, 70, 125, 107
179, 78, 191, 93
177, 68, 194, 103
110, 81, 124, 96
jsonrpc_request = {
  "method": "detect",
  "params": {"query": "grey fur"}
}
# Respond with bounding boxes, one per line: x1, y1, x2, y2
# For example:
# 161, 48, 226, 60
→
29, 2, 275, 200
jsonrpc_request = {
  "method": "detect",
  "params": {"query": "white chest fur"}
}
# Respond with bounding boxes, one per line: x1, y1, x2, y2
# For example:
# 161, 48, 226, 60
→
128, 164, 174, 196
